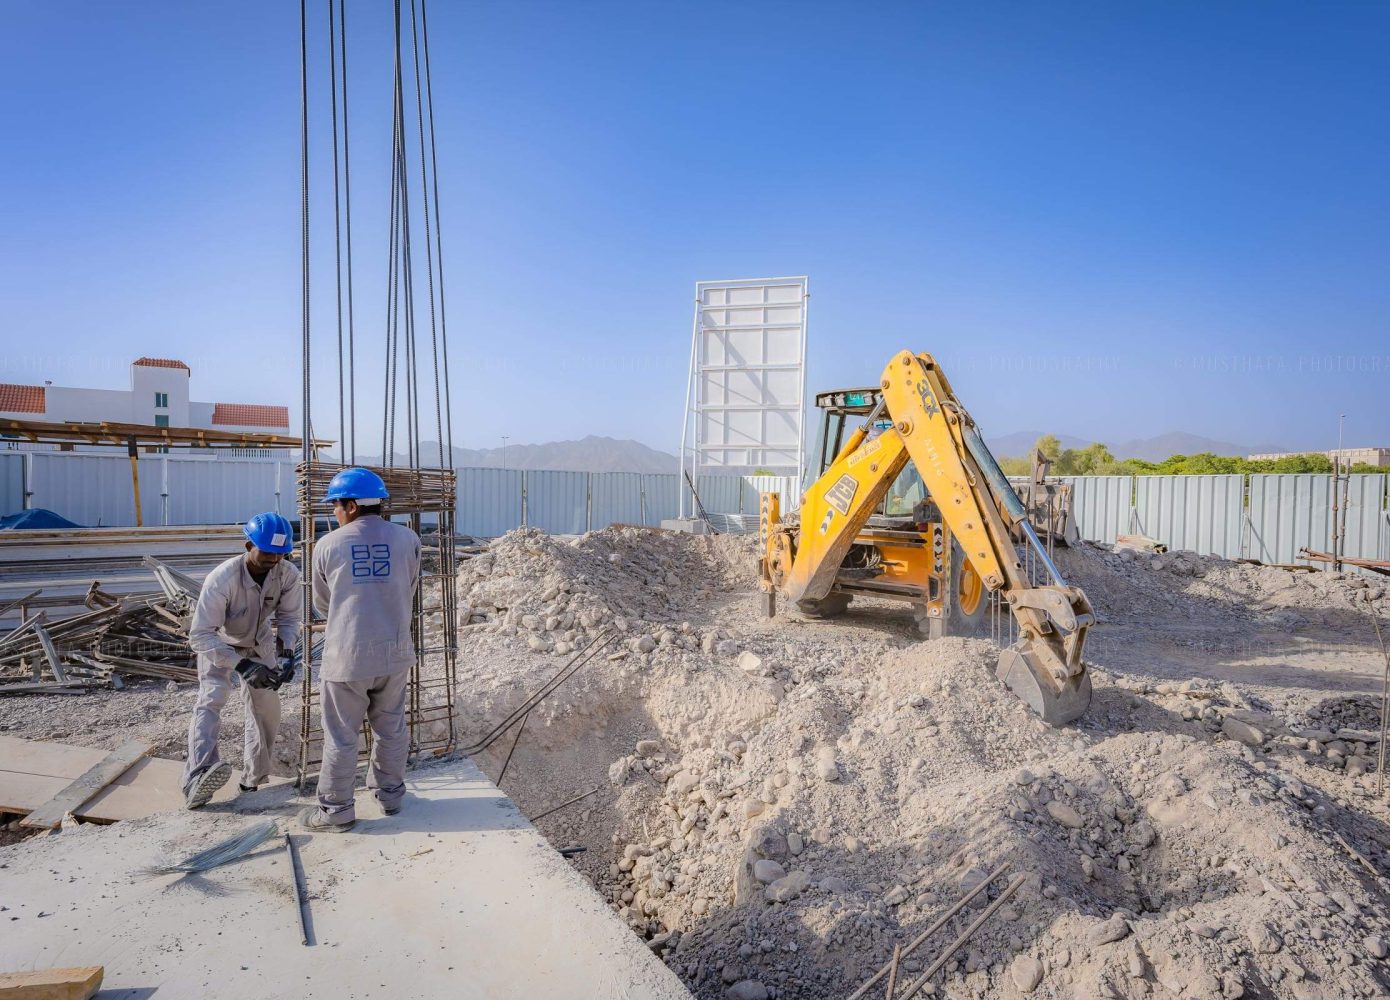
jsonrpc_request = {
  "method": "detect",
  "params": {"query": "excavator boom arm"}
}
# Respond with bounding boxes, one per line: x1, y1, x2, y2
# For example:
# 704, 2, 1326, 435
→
766, 349, 1095, 726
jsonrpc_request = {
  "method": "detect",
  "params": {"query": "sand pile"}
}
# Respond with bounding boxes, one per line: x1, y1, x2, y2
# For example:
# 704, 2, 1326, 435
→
452, 527, 1390, 999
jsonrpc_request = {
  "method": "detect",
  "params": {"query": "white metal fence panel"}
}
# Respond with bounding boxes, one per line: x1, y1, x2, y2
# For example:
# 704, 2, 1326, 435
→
1134, 475, 1244, 558
1343, 474, 1388, 563
1248, 474, 1333, 565
27, 452, 164, 527
526, 470, 588, 534
0, 453, 24, 515
643, 474, 680, 525
165, 459, 284, 526
695, 474, 743, 515
1061, 475, 1132, 545
457, 468, 523, 538
591, 472, 643, 530
741, 475, 802, 514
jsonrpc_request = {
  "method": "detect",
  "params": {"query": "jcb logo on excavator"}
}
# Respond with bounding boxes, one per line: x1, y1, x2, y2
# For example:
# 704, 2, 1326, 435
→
825, 474, 858, 516
917, 380, 939, 418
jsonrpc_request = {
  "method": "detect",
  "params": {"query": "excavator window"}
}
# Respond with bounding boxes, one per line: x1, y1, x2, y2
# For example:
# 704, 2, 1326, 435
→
885, 464, 925, 516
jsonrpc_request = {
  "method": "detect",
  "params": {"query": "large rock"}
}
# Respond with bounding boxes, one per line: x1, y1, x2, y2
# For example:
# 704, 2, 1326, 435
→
737, 651, 763, 673
752, 859, 787, 884
1011, 955, 1044, 992
727, 982, 769, 1000
668, 770, 699, 795
764, 870, 810, 903
1087, 915, 1131, 946
1248, 923, 1283, 954
750, 828, 788, 860
814, 748, 840, 781
1046, 800, 1085, 830
1222, 716, 1264, 747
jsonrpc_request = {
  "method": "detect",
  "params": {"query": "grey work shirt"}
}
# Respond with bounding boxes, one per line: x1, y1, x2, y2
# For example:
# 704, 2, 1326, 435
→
188, 554, 304, 670
312, 514, 422, 682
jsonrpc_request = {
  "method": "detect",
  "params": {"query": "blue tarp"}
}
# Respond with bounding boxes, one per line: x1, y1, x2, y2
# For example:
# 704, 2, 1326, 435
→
0, 508, 83, 530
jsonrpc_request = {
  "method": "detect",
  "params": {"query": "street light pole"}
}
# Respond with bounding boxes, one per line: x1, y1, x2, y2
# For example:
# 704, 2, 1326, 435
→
501, 435, 510, 470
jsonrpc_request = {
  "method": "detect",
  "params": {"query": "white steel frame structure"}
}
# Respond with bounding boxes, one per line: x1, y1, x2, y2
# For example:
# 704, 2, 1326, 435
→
678, 276, 809, 517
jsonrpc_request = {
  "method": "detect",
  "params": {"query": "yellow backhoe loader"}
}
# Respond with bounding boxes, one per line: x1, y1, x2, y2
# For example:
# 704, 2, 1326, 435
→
758, 350, 1094, 725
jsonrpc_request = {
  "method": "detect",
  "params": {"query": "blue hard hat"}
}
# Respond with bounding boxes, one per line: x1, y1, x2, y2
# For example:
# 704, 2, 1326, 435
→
323, 466, 389, 503
243, 511, 295, 554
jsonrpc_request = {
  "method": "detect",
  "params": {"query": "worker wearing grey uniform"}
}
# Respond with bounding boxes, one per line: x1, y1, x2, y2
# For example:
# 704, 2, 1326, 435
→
300, 466, 421, 832
183, 511, 302, 809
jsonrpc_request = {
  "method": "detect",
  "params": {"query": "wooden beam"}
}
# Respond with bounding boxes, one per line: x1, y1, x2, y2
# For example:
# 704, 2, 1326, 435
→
20, 741, 150, 830
31, 618, 67, 683
0, 966, 103, 1000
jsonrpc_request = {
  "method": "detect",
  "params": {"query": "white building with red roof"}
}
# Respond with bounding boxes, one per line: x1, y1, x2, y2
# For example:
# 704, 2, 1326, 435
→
0, 357, 289, 448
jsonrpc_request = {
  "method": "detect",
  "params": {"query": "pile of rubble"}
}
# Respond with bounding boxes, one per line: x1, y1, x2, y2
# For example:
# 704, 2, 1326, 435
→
0, 557, 201, 695
453, 527, 1390, 999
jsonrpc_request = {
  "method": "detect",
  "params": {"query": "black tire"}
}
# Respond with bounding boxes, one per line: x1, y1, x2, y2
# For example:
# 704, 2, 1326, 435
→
915, 541, 988, 638
946, 542, 989, 637
796, 592, 853, 618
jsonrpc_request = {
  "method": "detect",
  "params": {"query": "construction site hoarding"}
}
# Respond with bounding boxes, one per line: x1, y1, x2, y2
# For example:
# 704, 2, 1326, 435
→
1134, 474, 1245, 559
1060, 475, 1132, 546
0, 452, 22, 514
589, 471, 644, 529
1248, 473, 1388, 566
456, 468, 524, 539
3, 452, 1388, 574
678, 277, 809, 516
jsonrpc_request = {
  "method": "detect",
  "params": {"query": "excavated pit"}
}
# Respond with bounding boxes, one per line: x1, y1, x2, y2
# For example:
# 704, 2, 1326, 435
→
455, 526, 1390, 1000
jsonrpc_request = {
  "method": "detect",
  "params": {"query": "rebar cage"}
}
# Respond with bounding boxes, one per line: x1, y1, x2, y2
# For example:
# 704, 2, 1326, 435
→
294, 461, 459, 786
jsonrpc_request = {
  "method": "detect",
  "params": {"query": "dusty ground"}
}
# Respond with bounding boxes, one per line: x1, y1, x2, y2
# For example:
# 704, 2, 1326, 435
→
4, 526, 1390, 999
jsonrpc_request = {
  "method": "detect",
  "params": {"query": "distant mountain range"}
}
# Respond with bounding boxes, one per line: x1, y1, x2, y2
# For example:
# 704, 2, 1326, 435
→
362, 435, 679, 474
987, 430, 1289, 462
354, 430, 1295, 475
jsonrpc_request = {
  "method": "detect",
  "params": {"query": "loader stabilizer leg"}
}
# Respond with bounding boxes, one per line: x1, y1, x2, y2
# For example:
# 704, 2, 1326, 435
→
995, 643, 1092, 727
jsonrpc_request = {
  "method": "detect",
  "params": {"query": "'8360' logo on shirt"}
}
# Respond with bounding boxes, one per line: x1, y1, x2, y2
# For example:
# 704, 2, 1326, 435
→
350, 543, 392, 578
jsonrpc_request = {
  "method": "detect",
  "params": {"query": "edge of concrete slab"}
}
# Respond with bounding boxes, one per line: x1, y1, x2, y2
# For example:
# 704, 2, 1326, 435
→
0, 755, 692, 1000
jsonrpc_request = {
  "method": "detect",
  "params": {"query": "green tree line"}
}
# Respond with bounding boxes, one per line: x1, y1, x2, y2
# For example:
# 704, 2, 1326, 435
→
996, 434, 1384, 477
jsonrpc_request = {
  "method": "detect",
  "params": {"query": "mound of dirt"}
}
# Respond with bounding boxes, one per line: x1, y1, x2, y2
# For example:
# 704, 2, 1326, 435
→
452, 528, 1390, 999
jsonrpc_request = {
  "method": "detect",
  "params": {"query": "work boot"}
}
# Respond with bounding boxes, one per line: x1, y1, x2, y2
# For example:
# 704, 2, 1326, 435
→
299, 806, 355, 833
184, 761, 233, 810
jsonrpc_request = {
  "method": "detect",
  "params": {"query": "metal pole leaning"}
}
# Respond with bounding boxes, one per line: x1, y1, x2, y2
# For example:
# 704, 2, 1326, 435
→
846, 861, 1011, 1000
895, 874, 1027, 1000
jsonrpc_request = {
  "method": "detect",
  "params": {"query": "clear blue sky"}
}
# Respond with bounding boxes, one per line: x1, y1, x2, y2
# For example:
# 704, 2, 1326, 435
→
2, 1, 1387, 456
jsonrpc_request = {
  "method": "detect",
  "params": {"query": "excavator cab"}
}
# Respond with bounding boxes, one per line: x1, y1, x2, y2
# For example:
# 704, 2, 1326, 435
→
799, 386, 988, 638
760, 353, 1094, 726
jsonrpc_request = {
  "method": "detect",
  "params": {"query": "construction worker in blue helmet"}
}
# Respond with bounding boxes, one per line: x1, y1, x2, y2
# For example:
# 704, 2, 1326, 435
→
301, 467, 421, 832
182, 511, 303, 808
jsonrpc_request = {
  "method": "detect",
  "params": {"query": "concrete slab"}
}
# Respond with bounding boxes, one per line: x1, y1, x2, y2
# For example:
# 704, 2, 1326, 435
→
0, 757, 691, 1000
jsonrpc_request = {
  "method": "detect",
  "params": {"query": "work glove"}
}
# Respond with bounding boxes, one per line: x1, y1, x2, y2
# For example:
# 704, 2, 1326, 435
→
234, 657, 278, 690
273, 653, 298, 690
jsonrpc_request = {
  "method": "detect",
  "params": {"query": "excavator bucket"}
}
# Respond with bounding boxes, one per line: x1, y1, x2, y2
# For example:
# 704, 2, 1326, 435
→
995, 641, 1092, 726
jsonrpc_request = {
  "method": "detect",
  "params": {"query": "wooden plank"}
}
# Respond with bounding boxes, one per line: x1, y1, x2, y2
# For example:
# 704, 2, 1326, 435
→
0, 966, 103, 999
0, 736, 107, 779
31, 619, 67, 683
0, 736, 282, 822
0, 683, 92, 696
20, 741, 150, 830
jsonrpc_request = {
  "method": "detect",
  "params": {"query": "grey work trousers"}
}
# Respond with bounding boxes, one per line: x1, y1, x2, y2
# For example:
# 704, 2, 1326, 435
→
182, 655, 282, 793
316, 671, 409, 824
